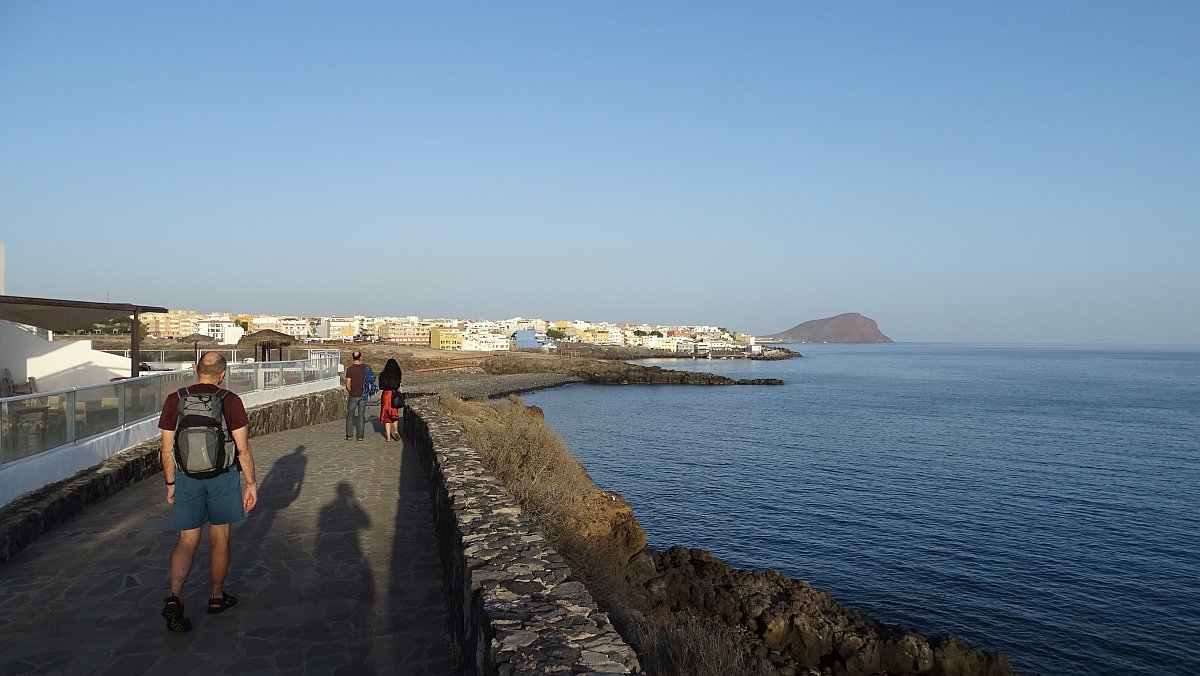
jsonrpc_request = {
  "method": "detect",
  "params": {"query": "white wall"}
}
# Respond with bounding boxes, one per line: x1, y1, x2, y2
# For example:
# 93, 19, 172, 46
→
1, 321, 131, 390
29, 340, 131, 391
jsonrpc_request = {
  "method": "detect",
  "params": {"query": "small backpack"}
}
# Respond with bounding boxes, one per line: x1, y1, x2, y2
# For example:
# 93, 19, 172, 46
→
173, 387, 235, 479
362, 365, 378, 401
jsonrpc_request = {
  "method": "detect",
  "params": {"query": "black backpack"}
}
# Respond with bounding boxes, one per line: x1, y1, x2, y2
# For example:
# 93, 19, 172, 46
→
173, 386, 235, 479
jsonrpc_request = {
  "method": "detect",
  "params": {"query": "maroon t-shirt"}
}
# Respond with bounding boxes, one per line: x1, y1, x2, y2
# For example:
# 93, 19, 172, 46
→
345, 363, 366, 397
158, 384, 249, 433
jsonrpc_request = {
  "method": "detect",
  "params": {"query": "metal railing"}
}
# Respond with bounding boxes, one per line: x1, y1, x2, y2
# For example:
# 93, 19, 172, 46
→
0, 356, 340, 465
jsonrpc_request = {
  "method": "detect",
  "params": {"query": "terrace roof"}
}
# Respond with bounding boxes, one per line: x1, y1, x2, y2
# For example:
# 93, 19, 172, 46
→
0, 295, 170, 379
0, 295, 169, 332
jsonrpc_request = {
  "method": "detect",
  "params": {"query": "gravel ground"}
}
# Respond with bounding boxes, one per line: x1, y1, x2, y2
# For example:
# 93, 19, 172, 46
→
404, 372, 585, 400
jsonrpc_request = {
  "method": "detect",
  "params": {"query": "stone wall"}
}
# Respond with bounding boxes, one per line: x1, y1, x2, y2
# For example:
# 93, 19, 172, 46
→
0, 387, 345, 565
403, 398, 641, 675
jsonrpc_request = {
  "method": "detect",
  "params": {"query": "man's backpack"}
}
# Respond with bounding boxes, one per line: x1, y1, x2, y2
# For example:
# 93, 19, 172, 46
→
173, 387, 235, 479
362, 365, 378, 401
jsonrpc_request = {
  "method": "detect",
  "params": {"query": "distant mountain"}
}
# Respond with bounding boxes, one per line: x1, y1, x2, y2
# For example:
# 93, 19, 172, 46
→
758, 313, 893, 344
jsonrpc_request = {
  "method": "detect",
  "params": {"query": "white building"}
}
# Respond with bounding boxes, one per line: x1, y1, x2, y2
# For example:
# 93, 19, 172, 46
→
314, 317, 359, 341
463, 333, 511, 352
673, 337, 697, 355
197, 318, 245, 345
251, 315, 310, 339
498, 317, 547, 334
464, 321, 501, 335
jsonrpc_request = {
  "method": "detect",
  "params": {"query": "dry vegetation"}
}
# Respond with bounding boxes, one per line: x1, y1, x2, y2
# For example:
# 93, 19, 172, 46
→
437, 393, 761, 676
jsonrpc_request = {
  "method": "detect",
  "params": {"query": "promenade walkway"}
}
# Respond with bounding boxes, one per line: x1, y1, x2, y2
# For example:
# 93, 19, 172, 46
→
0, 418, 451, 675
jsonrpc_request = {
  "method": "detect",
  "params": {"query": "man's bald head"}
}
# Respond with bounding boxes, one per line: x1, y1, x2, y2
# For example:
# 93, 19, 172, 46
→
197, 351, 228, 378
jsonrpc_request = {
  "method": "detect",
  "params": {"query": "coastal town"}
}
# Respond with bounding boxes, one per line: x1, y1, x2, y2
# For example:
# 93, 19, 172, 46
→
134, 309, 767, 357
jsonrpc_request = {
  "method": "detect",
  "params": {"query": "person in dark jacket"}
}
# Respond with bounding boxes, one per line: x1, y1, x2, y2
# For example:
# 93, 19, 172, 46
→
378, 358, 403, 442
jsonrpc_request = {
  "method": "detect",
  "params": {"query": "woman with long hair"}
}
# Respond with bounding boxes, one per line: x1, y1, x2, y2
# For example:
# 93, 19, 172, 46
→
378, 358, 403, 442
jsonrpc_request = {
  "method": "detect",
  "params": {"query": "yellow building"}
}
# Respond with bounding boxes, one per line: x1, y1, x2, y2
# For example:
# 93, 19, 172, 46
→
141, 310, 198, 338
430, 327, 464, 351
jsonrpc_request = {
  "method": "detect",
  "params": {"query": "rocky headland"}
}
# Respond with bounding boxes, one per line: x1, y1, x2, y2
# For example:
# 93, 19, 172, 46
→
753, 345, 804, 360
759, 313, 893, 344
472, 351, 783, 387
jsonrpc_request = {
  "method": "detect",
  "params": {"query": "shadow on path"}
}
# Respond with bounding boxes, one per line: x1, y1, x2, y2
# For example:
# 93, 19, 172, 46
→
228, 444, 309, 592
0, 419, 449, 675
388, 440, 453, 670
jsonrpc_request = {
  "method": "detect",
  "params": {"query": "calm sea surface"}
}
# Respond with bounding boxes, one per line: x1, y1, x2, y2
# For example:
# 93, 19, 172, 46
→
523, 344, 1200, 676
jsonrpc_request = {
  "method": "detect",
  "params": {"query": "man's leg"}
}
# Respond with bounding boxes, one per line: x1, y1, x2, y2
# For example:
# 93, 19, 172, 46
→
357, 396, 367, 438
208, 523, 231, 598
346, 396, 357, 438
169, 528, 202, 597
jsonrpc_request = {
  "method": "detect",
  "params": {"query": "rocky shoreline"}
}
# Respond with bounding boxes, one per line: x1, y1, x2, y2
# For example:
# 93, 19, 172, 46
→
630, 547, 1015, 676
408, 367, 781, 401
406, 372, 585, 399
479, 352, 784, 386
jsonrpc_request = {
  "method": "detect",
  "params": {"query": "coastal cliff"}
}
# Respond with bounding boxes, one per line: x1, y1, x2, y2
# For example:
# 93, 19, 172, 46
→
760, 313, 893, 344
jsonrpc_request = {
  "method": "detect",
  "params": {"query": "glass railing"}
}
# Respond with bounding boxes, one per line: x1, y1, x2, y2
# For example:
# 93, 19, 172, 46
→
0, 356, 340, 465
102, 348, 337, 365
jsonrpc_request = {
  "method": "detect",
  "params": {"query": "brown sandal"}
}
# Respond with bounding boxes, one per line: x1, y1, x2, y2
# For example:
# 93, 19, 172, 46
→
207, 593, 238, 614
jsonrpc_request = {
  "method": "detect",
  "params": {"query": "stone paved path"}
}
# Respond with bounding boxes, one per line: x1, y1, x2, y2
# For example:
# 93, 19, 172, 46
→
0, 418, 451, 675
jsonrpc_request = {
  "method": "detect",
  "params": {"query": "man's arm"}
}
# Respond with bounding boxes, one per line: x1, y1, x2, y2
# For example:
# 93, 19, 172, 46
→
231, 426, 257, 512
161, 430, 176, 504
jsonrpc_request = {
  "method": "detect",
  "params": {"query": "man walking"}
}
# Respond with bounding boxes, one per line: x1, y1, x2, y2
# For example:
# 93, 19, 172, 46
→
158, 351, 258, 632
345, 350, 367, 441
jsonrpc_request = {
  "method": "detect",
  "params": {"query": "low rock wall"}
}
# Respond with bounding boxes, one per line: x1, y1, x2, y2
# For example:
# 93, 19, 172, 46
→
403, 398, 640, 675
0, 387, 345, 565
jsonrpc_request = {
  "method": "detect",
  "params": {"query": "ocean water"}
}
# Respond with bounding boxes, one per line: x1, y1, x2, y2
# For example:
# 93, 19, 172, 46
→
522, 344, 1200, 676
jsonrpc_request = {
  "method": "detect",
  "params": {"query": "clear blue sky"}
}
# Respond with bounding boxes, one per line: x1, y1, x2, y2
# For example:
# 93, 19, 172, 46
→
2, 2, 1197, 343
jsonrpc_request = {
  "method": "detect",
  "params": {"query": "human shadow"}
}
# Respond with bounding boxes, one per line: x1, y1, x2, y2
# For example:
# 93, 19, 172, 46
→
315, 481, 377, 653
227, 445, 309, 591
257, 445, 307, 511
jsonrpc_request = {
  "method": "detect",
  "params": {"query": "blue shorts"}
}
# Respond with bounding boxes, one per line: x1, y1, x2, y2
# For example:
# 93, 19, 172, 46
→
173, 468, 245, 530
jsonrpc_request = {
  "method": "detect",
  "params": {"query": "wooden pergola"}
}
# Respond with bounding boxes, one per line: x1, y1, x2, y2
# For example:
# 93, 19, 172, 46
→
237, 329, 297, 362
180, 332, 218, 365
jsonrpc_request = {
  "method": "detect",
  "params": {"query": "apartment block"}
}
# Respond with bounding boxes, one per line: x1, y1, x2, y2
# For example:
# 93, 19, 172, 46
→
142, 310, 198, 338
463, 332, 510, 352
430, 327, 463, 351
249, 315, 310, 339
312, 317, 359, 341
464, 321, 500, 335
379, 323, 431, 346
